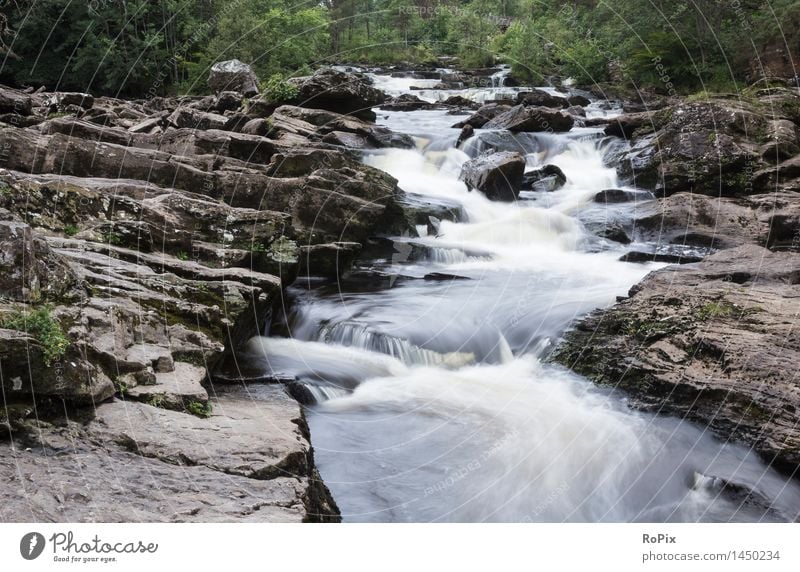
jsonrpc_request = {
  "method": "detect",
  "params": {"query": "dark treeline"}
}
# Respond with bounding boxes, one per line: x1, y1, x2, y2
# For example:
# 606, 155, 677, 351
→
1, 0, 798, 96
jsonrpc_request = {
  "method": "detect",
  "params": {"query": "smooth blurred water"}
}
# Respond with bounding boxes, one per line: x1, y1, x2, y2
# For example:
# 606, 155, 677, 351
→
244, 77, 800, 522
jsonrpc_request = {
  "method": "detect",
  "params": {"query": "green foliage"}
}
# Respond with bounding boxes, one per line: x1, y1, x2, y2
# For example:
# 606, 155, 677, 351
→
1, 0, 795, 95
186, 400, 212, 418
0, 181, 11, 195
2, 305, 69, 367
114, 380, 129, 396
262, 74, 299, 103
101, 230, 122, 245
63, 224, 79, 236
176, 250, 190, 261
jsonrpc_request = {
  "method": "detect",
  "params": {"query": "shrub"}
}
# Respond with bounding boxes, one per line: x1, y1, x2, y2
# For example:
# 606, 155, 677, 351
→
186, 400, 212, 418
263, 74, 299, 103
2, 305, 69, 366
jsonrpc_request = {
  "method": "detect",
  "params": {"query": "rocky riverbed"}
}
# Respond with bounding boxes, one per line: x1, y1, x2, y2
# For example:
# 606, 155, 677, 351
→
1, 60, 799, 522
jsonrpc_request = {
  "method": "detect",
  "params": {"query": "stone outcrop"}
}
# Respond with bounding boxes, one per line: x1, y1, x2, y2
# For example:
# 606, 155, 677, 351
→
0, 385, 338, 522
0, 68, 418, 522
552, 245, 800, 472
615, 90, 800, 196
289, 68, 386, 121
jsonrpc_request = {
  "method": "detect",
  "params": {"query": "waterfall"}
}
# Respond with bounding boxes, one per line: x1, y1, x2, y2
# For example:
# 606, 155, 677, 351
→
245, 72, 800, 523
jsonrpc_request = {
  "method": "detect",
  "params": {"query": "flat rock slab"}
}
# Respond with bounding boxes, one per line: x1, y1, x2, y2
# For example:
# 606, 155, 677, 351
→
89, 387, 309, 480
126, 362, 209, 408
0, 385, 338, 522
0, 442, 308, 522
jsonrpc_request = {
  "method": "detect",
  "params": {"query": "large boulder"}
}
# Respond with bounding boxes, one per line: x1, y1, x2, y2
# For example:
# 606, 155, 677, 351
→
208, 59, 260, 97
460, 151, 525, 201
604, 111, 656, 139
452, 103, 511, 129
0, 86, 32, 116
516, 88, 569, 108
613, 99, 789, 197
288, 68, 386, 121
483, 104, 574, 132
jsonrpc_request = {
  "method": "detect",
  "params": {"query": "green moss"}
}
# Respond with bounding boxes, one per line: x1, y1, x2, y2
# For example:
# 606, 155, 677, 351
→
101, 230, 122, 245
114, 380, 129, 396
63, 224, 79, 236
697, 300, 762, 321
1, 305, 69, 367
186, 400, 212, 418
696, 300, 738, 320
0, 181, 12, 196
144, 393, 167, 409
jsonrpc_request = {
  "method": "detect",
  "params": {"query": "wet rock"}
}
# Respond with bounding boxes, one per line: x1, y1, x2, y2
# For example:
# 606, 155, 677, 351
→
567, 94, 591, 107
423, 272, 470, 281
456, 124, 474, 147
452, 103, 511, 129
615, 100, 770, 196
442, 95, 480, 110
460, 151, 525, 201
288, 68, 386, 121
565, 105, 586, 117
521, 164, 567, 192
603, 111, 655, 138
598, 225, 631, 244
516, 89, 569, 109
380, 94, 431, 111
483, 104, 574, 133
208, 59, 260, 97
593, 188, 654, 203
298, 242, 362, 278
552, 244, 800, 473
619, 250, 703, 264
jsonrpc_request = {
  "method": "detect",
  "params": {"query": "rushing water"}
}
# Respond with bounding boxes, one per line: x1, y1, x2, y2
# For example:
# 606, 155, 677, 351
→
244, 76, 800, 522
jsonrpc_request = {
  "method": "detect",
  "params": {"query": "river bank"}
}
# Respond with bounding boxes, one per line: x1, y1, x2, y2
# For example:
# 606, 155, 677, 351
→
1, 62, 799, 522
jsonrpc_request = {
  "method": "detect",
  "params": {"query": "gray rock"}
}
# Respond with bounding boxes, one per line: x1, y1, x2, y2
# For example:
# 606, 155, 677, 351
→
208, 59, 260, 97
484, 104, 574, 132
521, 164, 567, 192
460, 151, 525, 201
0, 386, 338, 522
452, 103, 511, 129
552, 244, 800, 472
516, 89, 569, 108
0, 86, 32, 116
288, 67, 386, 121
761, 119, 799, 160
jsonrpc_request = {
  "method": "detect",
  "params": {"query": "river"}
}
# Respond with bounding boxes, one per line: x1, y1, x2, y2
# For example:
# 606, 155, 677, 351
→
244, 72, 800, 522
